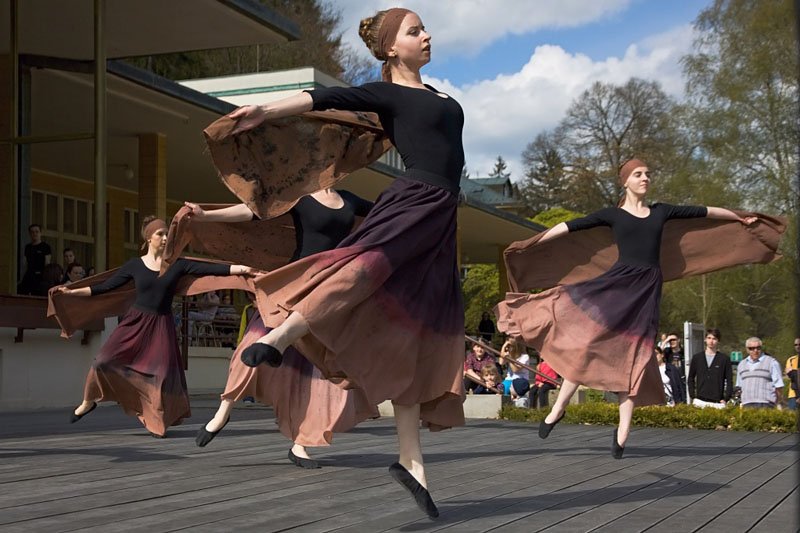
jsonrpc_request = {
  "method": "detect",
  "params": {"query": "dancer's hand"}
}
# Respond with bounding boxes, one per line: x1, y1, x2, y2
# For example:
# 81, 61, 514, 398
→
231, 265, 259, 277
184, 202, 206, 220
229, 105, 267, 134
740, 216, 758, 226
53, 286, 71, 295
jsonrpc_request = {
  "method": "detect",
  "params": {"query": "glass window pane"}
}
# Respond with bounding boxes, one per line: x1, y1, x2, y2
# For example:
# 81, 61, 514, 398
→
31, 191, 44, 228
124, 210, 131, 244
133, 211, 140, 242
77, 201, 88, 235
45, 194, 58, 231
63, 198, 75, 234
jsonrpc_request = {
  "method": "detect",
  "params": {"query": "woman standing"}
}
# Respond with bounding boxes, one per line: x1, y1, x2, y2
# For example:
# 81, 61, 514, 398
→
55, 217, 256, 437
496, 159, 758, 458
214, 7, 464, 518
186, 189, 377, 469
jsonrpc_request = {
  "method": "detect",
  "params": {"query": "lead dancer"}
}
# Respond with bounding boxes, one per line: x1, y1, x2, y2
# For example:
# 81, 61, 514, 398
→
221, 8, 464, 518
187, 189, 376, 468
55, 217, 256, 437
496, 159, 766, 458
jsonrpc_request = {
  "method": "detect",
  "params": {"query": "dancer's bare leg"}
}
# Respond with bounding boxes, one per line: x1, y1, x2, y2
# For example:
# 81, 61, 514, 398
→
290, 442, 312, 459
73, 400, 95, 416
616, 392, 634, 446
205, 399, 234, 432
393, 402, 427, 488
544, 379, 579, 424
254, 312, 310, 353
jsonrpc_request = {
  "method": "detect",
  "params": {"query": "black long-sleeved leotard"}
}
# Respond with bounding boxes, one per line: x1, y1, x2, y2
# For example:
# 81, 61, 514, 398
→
289, 190, 373, 261
565, 203, 708, 267
306, 82, 465, 191
89, 258, 231, 314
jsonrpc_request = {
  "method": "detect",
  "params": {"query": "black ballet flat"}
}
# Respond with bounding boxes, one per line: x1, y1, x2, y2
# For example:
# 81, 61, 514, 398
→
241, 343, 283, 368
69, 402, 97, 423
195, 417, 229, 447
612, 428, 625, 459
150, 431, 167, 439
388, 462, 439, 520
538, 410, 565, 439
288, 449, 320, 469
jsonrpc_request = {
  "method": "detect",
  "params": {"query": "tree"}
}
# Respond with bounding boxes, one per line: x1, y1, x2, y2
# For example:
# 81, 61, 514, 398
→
488, 156, 510, 180
127, 0, 378, 85
519, 133, 568, 213
682, 0, 799, 214
529, 207, 584, 228
462, 265, 500, 340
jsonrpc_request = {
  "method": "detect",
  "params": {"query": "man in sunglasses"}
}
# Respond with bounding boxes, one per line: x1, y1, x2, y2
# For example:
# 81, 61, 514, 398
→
736, 337, 784, 409
785, 338, 799, 410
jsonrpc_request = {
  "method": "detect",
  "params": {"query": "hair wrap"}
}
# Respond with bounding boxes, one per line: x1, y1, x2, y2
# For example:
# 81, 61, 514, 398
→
377, 7, 412, 81
619, 158, 648, 186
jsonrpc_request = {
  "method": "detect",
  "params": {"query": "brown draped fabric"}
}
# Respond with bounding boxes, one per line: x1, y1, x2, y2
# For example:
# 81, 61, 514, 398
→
203, 110, 391, 220
504, 211, 787, 292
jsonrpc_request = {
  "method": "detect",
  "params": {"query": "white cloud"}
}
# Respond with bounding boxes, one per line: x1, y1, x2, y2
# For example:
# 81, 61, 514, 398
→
421, 24, 696, 179
331, 0, 633, 58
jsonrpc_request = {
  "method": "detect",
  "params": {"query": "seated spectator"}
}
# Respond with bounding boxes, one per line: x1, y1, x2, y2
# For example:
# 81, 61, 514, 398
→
498, 339, 531, 400
60, 248, 76, 283
474, 365, 502, 395
530, 357, 559, 409
64, 262, 86, 285
478, 311, 496, 343
18, 224, 52, 295
188, 291, 221, 335
656, 346, 685, 406
86, 266, 96, 277
464, 342, 496, 394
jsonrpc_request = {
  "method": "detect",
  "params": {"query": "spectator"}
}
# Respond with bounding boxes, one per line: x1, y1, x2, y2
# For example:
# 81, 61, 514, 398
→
656, 346, 685, 406
187, 291, 221, 336
498, 339, 531, 401
17, 223, 52, 295
464, 342, 497, 394
86, 266, 96, 277
60, 248, 76, 283
530, 357, 559, 409
473, 365, 502, 395
478, 312, 496, 343
785, 338, 799, 411
737, 337, 784, 409
64, 262, 86, 285
688, 328, 733, 407
664, 333, 686, 388
237, 293, 258, 405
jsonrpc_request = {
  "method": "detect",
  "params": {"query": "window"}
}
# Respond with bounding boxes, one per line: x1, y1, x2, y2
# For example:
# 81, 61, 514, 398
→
123, 208, 141, 261
30, 190, 95, 268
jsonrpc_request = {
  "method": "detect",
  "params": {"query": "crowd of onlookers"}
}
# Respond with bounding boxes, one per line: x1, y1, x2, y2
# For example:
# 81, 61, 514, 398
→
16, 224, 92, 296
470, 312, 799, 412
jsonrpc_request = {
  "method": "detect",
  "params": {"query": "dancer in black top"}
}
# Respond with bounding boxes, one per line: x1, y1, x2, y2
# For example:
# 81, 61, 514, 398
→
55, 216, 256, 437
496, 159, 756, 458
184, 189, 374, 467
218, 7, 465, 518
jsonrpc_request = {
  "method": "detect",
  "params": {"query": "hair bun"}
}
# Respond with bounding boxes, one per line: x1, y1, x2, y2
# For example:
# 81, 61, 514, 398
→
359, 11, 387, 60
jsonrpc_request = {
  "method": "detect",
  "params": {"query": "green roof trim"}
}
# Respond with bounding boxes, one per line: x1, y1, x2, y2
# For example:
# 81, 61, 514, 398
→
207, 81, 320, 97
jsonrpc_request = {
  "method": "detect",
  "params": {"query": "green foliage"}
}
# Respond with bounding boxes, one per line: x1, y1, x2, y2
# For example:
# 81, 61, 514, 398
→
500, 403, 798, 433
462, 264, 500, 337
529, 207, 584, 228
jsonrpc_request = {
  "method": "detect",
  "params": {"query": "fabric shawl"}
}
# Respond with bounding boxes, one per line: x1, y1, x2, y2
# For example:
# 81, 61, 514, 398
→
47, 261, 254, 338
505, 211, 787, 292
204, 110, 391, 220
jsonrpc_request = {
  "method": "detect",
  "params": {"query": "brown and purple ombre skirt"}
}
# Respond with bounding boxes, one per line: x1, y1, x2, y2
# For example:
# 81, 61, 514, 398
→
496, 262, 666, 406
82, 307, 190, 436
221, 311, 377, 446
254, 178, 466, 430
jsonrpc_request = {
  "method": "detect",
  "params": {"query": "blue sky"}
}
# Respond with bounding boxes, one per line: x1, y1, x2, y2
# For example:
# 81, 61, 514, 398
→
424, 0, 711, 85
333, 0, 713, 177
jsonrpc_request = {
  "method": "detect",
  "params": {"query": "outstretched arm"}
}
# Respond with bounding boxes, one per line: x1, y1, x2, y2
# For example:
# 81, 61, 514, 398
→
229, 92, 314, 134
184, 202, 255, 223
536, 222, 569, 244
53, 286, 91, 297
706, 207, 757, 225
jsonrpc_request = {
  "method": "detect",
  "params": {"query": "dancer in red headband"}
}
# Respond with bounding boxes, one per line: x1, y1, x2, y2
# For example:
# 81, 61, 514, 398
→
497, 159, 785, 458
53, 216, 256, 437
208, 7, 464, 519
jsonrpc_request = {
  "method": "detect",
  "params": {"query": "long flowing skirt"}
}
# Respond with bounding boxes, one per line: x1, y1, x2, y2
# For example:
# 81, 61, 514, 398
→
496, 262, 665, 406
221, 311, 377, 446
255, 178, 466, 430
82, 307, 190, 435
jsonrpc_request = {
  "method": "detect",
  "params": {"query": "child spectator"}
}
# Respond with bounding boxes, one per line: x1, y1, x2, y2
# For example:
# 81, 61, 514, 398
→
474, 365, 502, 395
